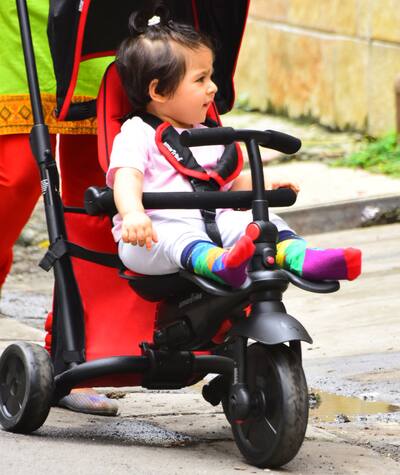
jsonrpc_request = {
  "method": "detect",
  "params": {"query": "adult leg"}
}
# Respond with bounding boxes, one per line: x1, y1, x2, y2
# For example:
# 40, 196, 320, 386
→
0, 134, 56, 287
58, 134, 105, 207
55, 134, 118, 416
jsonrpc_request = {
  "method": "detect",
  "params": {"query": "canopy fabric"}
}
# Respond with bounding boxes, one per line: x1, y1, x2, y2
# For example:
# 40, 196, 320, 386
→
47, 0, 249, 121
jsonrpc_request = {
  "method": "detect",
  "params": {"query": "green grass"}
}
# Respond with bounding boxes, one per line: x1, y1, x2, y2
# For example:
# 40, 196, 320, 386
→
332, 132, 400, 177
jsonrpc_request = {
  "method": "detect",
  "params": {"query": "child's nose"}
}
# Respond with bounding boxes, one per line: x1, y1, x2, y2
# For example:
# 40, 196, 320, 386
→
208, 80, 218, 95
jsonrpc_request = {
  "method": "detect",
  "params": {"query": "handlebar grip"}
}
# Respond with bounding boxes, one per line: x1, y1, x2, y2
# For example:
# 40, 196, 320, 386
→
267, 187, 297, 207
180, 127, 235, 147
260, 130, 301, 155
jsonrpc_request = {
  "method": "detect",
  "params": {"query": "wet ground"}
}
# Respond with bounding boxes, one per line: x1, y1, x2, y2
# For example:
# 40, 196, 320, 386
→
309, 390, 400, 423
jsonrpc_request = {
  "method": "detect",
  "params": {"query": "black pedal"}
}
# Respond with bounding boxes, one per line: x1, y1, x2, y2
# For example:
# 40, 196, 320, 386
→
202, 375, 229, 406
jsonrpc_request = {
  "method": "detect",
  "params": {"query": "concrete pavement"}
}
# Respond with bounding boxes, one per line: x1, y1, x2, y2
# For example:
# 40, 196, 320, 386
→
0, 316, 44, 353
1, 110, 400, 472
224, 110, 400, 235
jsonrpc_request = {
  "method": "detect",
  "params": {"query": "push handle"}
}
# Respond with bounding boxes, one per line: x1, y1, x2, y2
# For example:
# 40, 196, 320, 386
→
180, 127, 301, 154
259, 130, 301, 155
180, 127, 236, 146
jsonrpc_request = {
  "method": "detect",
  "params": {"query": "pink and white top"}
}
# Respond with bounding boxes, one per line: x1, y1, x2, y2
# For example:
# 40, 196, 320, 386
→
106, 116, 234, 242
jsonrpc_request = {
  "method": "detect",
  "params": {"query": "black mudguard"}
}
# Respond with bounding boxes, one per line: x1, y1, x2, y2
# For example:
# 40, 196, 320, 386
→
228, 311, 312, 345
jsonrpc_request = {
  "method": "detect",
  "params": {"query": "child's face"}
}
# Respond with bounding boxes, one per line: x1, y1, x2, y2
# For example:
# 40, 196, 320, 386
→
154, 45, 217, 129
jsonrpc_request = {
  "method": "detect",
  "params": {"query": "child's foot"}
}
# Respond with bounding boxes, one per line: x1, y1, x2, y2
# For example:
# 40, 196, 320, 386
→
182, 235, 255, 288
276, 236, 362, 281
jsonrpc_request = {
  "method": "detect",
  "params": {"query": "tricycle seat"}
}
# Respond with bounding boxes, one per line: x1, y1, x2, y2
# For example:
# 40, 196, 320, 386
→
120, 266, 340, 303
119, 268, 244, 301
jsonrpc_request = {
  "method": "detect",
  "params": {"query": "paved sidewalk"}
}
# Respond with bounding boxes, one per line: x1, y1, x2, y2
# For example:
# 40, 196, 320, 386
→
0, 317, 44, 353
223, 110, 400, 235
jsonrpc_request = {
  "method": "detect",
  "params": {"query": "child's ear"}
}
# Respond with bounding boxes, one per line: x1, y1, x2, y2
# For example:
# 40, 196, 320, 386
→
148, 79, 167, 103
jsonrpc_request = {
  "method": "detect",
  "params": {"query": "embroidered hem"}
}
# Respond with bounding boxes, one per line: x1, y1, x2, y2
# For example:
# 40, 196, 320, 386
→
0, 93, 98, 135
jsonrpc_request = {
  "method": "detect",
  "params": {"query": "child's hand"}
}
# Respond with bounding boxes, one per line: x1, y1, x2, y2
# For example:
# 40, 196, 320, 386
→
269, 180, 300, 194
121, 211, 158, 250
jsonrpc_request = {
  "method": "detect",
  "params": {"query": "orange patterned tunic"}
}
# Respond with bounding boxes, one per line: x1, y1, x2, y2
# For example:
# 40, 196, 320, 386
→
0, 0, 112, 135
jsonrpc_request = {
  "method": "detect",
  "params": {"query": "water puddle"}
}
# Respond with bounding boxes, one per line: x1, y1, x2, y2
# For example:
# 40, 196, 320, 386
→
309, 390, 400, 422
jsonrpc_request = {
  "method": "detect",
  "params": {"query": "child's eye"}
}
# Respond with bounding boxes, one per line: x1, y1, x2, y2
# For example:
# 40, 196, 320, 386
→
196, 76, 206, 83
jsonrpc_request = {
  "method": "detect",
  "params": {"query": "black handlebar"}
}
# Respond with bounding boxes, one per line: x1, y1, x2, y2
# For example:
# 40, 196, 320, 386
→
180, 127, 236, 146
180, 127, 301, 155
84, 187, 297, 217
258, 130, 302, 155
85, 126, 301, 221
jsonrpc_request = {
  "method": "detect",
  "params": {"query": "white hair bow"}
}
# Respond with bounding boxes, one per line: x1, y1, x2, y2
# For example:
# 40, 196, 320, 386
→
148, 15, 161, 26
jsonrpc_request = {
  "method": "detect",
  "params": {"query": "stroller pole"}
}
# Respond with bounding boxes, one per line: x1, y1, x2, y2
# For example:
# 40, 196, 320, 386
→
16, 0, 85, 367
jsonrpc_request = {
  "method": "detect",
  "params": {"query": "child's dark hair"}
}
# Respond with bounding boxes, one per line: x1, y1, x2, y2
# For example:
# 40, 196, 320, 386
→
116, 7, 214, 113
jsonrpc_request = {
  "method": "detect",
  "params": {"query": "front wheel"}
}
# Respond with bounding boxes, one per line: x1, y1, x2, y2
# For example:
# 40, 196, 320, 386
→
0, 342, 54, 433
224, 343, 309, 468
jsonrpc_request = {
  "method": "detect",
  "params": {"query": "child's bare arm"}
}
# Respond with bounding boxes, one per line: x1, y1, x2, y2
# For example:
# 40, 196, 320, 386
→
113, 167, 158, 249
230, 170, 300, 193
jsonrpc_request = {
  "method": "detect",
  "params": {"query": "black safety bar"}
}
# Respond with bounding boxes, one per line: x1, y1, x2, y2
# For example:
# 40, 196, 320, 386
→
84, 186, 297, 217
180, 127, 301, 155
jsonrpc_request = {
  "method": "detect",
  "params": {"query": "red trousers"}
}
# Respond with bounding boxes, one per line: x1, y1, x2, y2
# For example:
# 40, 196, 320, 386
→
0, 133, 104, 287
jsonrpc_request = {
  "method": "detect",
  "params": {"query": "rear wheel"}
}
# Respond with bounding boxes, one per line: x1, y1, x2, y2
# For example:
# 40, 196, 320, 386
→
0, 342, 54, 433
223, 343, 308, 468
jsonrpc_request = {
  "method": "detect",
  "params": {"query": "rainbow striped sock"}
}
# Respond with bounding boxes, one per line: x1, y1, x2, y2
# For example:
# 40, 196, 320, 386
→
276, 232, 362, 281
181, 236, 255, 288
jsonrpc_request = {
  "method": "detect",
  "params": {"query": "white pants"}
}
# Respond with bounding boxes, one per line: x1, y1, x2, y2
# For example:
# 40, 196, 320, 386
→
119, 209, 293, 275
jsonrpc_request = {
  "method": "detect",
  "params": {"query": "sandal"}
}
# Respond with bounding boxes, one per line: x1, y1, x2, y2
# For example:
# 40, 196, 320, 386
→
57, 392, 119, 416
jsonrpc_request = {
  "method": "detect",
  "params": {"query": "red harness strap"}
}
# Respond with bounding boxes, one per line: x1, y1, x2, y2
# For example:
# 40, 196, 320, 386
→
140, 113, 244, 245
142, 112, 243, 190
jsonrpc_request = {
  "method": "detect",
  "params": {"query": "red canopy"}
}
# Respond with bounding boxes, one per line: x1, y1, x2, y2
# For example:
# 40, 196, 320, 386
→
47, 0, 250, 121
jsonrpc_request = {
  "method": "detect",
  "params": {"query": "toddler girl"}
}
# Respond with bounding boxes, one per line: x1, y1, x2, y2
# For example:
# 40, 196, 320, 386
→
106, 11, 361, 288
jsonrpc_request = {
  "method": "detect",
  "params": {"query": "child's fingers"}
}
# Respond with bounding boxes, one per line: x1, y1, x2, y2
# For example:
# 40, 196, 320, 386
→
145, 226, 158, 249
273, 181, 300, 193
127, 228, 138, 245
289, 181, 300, 193
138, 225, 154, 247
121, 227, 129, 243
136, 228, 146, 247
122, 225, 139, 245
122, 226, 135, 244
145, 235, 153, 250
122, 219, 155, 247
